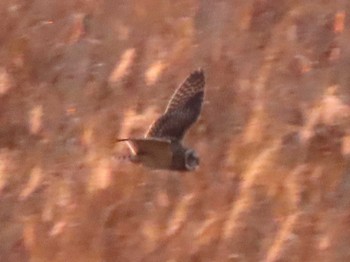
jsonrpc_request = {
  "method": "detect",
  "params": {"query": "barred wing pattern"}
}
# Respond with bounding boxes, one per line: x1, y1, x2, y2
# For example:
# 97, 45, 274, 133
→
146, 69, 205, 140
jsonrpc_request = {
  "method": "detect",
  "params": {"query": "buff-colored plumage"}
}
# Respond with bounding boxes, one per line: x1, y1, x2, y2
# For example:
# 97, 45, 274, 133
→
117, 69, 205, 171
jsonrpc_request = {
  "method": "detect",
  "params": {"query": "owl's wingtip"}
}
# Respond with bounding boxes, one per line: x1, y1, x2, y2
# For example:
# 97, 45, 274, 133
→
190, 68, 205, 80
116, 138, 130, 143
195, 68, 204, 74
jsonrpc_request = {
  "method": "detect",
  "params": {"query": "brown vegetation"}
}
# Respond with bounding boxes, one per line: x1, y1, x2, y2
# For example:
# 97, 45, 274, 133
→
1, 0, 350, 261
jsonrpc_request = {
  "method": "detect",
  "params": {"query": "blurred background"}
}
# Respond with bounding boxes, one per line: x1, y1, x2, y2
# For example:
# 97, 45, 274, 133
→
1, 0, 350, 261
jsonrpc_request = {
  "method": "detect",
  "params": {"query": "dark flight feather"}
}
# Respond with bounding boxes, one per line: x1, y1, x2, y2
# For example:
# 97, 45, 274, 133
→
146, 69, 205, 140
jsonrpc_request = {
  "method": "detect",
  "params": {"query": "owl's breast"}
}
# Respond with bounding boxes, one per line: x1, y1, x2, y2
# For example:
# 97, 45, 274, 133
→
170, 141, 187, 171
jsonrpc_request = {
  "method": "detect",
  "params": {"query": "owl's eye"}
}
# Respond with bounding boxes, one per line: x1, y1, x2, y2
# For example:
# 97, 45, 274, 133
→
185, 150, 199, 170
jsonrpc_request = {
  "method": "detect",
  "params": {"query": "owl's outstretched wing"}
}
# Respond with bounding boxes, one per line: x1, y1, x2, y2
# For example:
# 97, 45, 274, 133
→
145, 69, 205, 140
116, 138, 173, 169
116, 138, 171, 156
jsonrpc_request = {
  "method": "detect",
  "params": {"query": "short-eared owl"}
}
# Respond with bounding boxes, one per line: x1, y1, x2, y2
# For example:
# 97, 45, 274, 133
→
117, 69, 205, 171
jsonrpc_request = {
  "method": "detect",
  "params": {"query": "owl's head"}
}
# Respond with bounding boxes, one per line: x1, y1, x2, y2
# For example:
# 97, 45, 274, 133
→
184, 149, 199, 170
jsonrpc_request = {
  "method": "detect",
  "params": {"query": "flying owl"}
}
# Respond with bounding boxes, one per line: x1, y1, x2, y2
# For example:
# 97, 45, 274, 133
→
116, 69, 205, 171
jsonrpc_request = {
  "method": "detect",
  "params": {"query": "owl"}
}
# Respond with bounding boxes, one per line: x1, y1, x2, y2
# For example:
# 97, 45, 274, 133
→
116, 69, 205, 171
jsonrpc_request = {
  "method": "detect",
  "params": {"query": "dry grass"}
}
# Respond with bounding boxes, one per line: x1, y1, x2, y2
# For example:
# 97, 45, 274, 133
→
1, 0, 350, 261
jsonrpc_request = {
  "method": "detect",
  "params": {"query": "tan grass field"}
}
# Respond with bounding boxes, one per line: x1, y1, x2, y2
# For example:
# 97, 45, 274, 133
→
1, 1, 350, 261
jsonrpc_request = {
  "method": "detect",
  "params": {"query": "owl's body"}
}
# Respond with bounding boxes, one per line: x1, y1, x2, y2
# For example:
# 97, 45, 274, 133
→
117, 69, 205, 171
